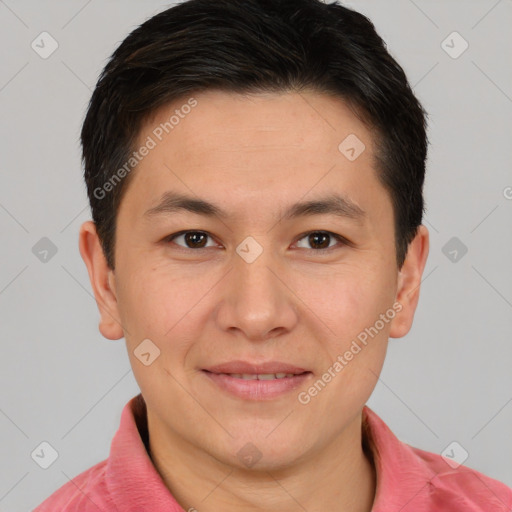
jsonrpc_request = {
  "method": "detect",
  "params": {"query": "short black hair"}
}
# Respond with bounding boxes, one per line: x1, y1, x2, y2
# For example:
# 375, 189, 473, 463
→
81, 0, 428, 270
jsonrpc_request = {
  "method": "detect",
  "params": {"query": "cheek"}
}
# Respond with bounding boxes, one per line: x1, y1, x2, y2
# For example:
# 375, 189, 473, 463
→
118, 270, 204, 399
115, 266, 193, 348
298, 261, 393, 341
307, 268, 392, 414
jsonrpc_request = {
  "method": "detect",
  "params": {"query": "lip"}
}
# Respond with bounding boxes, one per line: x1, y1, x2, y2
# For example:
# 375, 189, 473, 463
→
202, 371, 312, 400
201, 360, 313, 401
203, 360, 309, 375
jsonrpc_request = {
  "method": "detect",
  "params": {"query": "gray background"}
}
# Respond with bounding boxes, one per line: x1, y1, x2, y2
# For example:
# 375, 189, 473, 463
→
0, 0, 511, 510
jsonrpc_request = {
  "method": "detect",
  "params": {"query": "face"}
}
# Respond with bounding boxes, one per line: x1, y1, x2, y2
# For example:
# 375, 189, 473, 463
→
80, 89, 428, 472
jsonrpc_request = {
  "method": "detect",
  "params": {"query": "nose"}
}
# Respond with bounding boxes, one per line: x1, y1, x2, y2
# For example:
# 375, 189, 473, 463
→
214, 244, 299, 342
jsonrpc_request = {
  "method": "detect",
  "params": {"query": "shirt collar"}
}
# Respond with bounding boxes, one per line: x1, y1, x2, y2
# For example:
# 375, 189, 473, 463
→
106, 394, 185, 510
104, 394, 467, 511
361, 405, 437, 510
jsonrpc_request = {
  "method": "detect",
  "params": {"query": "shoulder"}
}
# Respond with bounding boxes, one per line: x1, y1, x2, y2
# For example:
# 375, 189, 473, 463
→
33, 459, 111, 511
408, 444, 512, 511
363, 406, 512, 511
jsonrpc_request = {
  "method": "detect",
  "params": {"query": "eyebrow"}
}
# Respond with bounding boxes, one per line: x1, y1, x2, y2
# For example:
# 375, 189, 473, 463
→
143, 191, 366, 223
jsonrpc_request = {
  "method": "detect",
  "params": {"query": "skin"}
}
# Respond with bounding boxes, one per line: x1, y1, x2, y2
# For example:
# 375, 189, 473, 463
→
79, 89, 429, 512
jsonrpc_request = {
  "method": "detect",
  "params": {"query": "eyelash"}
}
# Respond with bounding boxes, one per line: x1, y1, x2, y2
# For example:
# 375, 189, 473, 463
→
163, 230, 349, 253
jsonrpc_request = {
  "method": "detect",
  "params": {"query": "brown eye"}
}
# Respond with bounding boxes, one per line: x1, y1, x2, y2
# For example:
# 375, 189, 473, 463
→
295, 231, 346, 251
308, 232, 330, 249
166, 231, 215, 249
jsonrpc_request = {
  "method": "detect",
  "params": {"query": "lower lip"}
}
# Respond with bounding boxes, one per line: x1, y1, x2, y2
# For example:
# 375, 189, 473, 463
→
202, 371, 312, 400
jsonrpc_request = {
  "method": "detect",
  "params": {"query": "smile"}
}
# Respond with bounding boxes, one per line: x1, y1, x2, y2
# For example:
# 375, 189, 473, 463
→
217, 372, 301, 380
202, 370, 312, 400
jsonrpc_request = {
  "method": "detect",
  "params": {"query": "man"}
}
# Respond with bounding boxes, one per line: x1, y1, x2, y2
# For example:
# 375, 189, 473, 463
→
34, 0, 512, 510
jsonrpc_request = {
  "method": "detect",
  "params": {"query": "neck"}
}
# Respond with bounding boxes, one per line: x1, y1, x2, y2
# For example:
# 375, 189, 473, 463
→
147, 409, 376, 512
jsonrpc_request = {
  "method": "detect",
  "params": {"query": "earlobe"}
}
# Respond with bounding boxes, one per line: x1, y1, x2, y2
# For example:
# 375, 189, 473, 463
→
78, 220, 124, 340
389, 225, 429, 339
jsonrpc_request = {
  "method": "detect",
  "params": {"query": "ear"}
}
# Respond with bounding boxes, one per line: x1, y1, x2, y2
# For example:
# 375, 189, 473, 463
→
78, 220, 124, 340
389, 224, 429, 339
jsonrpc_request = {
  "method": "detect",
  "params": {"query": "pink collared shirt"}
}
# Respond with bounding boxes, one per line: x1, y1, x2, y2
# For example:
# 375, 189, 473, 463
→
34, 394, 512, 511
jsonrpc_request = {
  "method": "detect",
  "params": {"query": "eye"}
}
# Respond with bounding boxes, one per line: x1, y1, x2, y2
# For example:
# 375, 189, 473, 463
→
163, 230, 348, 252
164, 230, 217, 250
294, 231, 347, 251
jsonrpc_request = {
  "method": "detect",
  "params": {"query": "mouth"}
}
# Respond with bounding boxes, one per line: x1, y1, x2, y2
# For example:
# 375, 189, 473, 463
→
201, 361, 313, 400
203, 360, 311, 375
203, 371, 310, 380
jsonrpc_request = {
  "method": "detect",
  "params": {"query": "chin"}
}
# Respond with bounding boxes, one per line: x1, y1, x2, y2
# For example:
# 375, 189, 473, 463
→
214, 431, 310, 473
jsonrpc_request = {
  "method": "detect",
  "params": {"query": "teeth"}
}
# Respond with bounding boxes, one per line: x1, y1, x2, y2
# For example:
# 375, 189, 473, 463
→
223, 373, 296, 380
258, 373, 277, 380
240, 374, 258, 380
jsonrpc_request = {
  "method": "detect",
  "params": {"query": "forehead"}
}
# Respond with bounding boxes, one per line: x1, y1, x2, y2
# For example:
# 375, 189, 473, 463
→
141, 89, 372, 163
120, 89, 390, 226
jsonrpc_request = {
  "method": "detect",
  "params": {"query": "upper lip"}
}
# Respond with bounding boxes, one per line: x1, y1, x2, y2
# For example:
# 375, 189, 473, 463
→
203, 361, 310, 375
